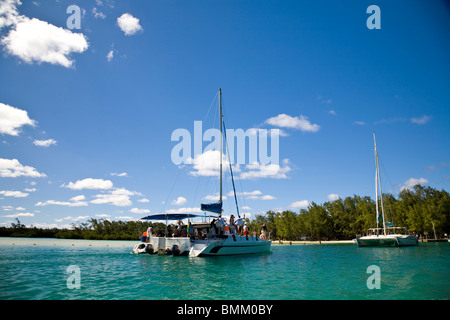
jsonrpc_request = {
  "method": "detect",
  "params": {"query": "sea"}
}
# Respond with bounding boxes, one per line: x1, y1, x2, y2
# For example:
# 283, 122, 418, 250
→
0, 237, 449, 300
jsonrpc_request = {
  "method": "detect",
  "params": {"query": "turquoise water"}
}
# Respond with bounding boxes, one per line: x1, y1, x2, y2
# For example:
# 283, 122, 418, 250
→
0, 239, 448, 300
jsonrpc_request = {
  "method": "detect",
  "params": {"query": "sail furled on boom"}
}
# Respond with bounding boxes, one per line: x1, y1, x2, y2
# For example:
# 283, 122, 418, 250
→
201, 201, 222, 214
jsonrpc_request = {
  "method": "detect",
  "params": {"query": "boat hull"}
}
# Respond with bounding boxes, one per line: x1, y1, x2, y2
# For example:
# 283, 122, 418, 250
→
132, 235, 272, 256
356, 234, 418, 247
191, 236, 271, 256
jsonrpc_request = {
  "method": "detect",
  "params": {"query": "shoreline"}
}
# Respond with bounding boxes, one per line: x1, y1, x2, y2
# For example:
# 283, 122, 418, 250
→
272, 240, 355, 245
0, 237, 137, 247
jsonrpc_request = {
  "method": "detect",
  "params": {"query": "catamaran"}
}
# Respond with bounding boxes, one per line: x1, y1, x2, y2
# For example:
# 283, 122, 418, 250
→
132, 89, 272, 256
356, 133, 418, 247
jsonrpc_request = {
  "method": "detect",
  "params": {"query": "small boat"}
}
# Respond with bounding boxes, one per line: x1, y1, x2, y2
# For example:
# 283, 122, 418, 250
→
132, 89, 271, 256
356, 133, 418, 247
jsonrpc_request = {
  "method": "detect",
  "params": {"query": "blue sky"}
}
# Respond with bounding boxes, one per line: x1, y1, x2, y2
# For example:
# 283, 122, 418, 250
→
0, 0, 449, 228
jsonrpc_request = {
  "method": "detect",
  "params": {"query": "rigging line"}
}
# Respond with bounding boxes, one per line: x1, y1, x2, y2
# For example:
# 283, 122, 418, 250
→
376, 149, 396, 224
203, 90, 219, 123
223, 117, 240, 218
160, 165, 183, 213
222, 95, 250, 218
191, 164, 202, 212
378, 155, 396, 195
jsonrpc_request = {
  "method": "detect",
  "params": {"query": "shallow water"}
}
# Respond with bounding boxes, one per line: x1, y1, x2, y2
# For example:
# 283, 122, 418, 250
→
0, 238, 448, 300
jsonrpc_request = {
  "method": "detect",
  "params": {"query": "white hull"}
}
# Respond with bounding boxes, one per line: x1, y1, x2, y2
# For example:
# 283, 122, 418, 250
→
190, 236, 271, 257
356, 234, 418, 247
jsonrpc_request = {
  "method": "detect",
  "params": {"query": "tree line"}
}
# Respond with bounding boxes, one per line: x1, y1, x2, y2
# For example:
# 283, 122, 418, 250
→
246, 185, 450, 241
1, 185, 448, 241
0, 218, 165, 240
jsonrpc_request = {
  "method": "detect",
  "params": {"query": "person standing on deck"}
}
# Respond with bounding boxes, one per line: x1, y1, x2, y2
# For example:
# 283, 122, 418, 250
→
243, 223, 249, 236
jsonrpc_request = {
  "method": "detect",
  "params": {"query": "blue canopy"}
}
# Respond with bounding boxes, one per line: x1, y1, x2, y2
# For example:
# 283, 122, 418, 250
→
141, 213, 208, 221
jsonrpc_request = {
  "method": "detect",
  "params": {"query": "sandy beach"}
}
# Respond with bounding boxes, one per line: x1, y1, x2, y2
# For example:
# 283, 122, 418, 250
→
272, 240, 355, 245
0, 237, 137, 247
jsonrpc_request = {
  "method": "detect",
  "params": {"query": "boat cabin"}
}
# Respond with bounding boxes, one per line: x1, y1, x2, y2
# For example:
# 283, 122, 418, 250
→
366, 226, 411, 236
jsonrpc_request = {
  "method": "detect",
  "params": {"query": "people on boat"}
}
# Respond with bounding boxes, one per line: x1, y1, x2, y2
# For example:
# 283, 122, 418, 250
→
224, 225, 231, 236
141, 231, 148, 242
243, 223, 249, 236
230, 215, 237, 234
235, 217, 243, 234
260, 223, 267, 241
196, 228, 206, 240
147, 227, 153, 239
210, 218, 218, 236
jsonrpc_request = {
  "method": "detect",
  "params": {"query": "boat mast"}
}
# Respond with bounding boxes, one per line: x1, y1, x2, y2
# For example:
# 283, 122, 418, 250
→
219, 88, 223, 217
375, 165, 379, 235
373, 132, 387, 236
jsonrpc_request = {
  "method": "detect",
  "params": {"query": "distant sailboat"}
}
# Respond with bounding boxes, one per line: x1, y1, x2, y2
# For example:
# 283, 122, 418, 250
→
132, 88, 272, 256
356, 133, 418, 247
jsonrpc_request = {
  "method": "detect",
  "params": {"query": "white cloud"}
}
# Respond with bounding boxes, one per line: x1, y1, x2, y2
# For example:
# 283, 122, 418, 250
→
106, 49, 114, 62
265, 114, 320, 132
92, 7, 106, 19
165, 207, 203, 214
137, 198, 149, 203
327, 193, 340, 201
0, 103, 36, 136
186, 150, 229, 177
95, 214, 111, 218
288, 200, 310, 209
114, 216, 134, 221
401, 177, 428, 191
0, 158, 46, 178
35, 199, 88, 207
15, 206, 25, 210
91, 188, 141, 207
70, 195, 85, 202
241, 206, 251, 210
0, 190, 29, 197
2, 17, 89, 68
130, 208, 150, 214
111, 172, 128, 177
4, 212, 34, 218
33, 139, 57, 147
171, 196, 187, 206
317, 95, 332, 104
0, 0, 21, 30
239, 159, 291, 179
227, 190, 275, 200
410, 115, 431, 125
354, 121, 366, 126
203, 193, 227, 201
62, 178, 113, 190
117, 13, 142, 36
24, 188, 36, 192
232, 190, 261, 198
54, 215, 89, 223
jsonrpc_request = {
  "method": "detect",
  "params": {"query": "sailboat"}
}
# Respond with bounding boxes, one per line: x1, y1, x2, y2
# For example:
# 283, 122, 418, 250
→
132, 89, 272, 256
356, 133, 418, 247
